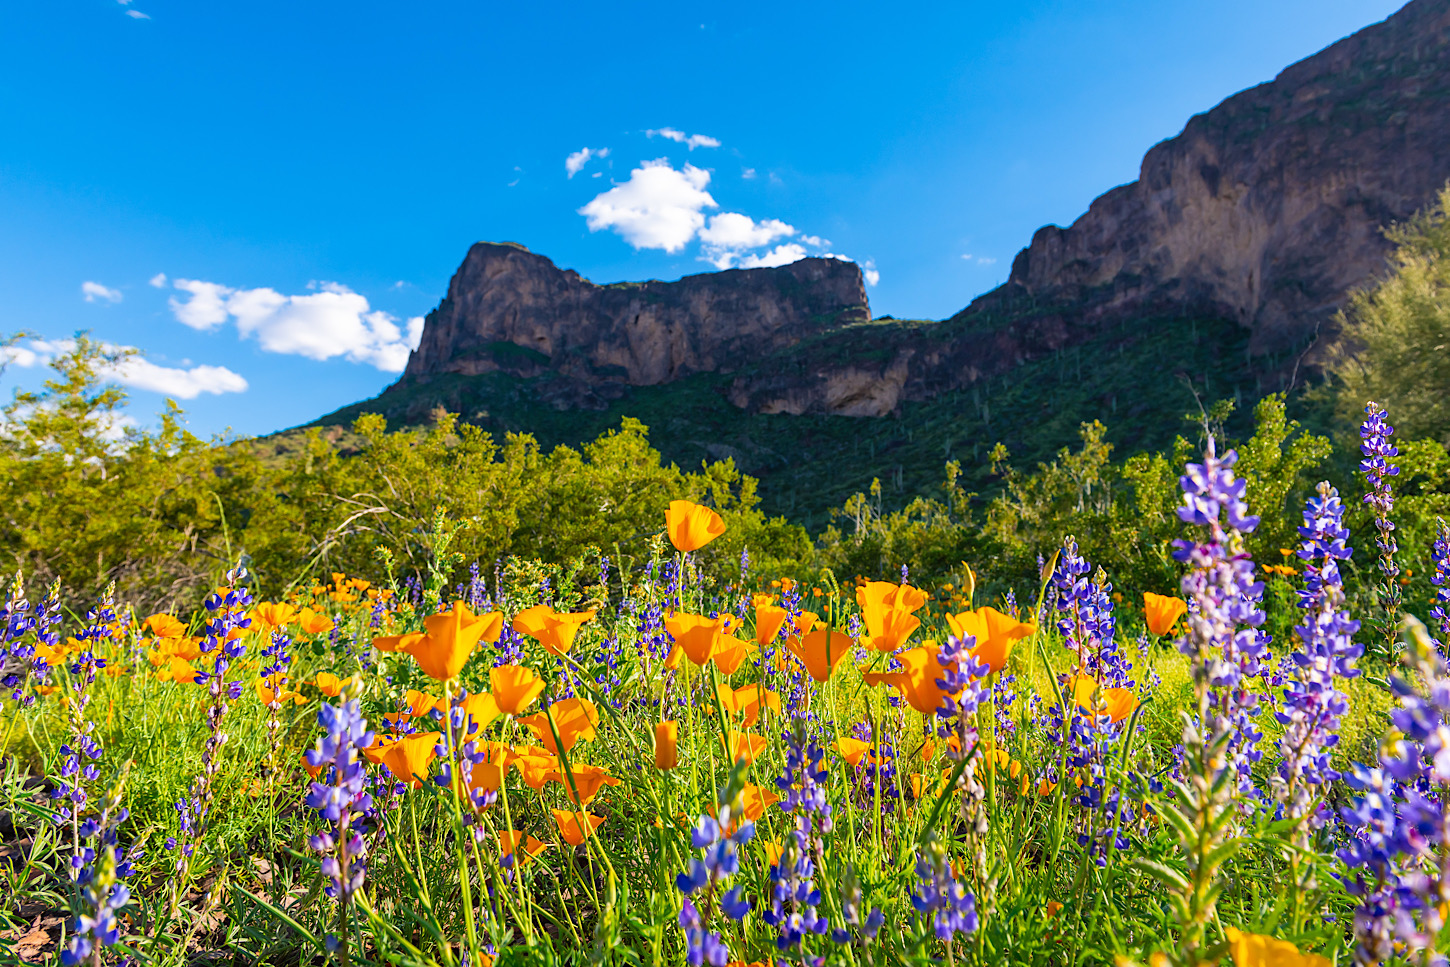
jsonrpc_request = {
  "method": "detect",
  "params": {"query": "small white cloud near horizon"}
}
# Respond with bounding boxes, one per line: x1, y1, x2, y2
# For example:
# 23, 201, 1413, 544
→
166, 278, 424, 372
863, 260, 881, 286
82, 281, 123, 304
578, 159, 717, 253
742, 168, 757, 180
2, 338, 248, 400
149, 272, 168, 288
646, 128, 721, 150
699, 213, 797, 269
565, 147, 609, 179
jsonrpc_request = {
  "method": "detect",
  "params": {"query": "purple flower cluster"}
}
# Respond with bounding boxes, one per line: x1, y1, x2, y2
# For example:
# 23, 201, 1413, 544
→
1360, 401, 1402, 657
765, 717, 832, 949
675, 788, 753, 965
1, 579, 61, 707
1430, 518, 1450, 657
911, 833, 978, 943
1339, 624, 1450, 964
60, 776, 133, 967
305, 698, 376, 907
1273, 482, 1361, 826
1171, 442, 1269, 796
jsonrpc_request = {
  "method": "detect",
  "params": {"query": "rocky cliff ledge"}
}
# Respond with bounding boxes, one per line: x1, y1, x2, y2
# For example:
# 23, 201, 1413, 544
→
964, 0, 1450, 352
403, 242, 869, 398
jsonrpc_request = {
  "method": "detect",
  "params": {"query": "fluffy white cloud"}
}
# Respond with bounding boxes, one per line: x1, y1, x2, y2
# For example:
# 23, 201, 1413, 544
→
578, 159, 717, 253
82, 281, 122, 304
646, 128, 720, 150
149, 272, 167, 287
170, 279, 234, 329
741, 168, 757, 180
166, 279, 424, 372
1, 338, 247, 399
699, 212, 795, 250
736, 244, 809, 269
565, 146, 608, 178
126, 9, 150, 18
109, 358, 249, 398
863, 260, 881, 286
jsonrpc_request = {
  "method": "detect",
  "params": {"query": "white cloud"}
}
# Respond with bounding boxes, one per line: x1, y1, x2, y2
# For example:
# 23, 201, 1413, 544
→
1, 338, 247, 399
149, 272, 168, 288
699, 214, 799, 269
960, 253, 973, 260
646, 128, 721, 150
699, 212, 795, 249
977, 256, 997, 265
742, 168, 757, 180
735, 244, 808, 270
126, 9, 150, 18
166, 279, 424, 372
82, 281, 123, 304
565, 147, 608, 178
863, 260, 880, 286
578, 159, 717, 253
109, 358, 249, 399
170, 279, 234, 330
798, 234, 829, 248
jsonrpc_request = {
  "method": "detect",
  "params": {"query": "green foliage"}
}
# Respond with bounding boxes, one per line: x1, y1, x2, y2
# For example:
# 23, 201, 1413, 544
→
1331, 181, 1450, 444
0, 339, 808, 609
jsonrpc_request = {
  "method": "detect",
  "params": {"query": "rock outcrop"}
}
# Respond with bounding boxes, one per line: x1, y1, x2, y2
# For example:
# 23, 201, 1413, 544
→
966, 0, 1450, 352
403, 242, 869, 401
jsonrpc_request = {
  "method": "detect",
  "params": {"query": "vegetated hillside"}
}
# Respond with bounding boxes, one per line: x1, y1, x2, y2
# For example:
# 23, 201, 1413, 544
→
308, 312, 1298, 529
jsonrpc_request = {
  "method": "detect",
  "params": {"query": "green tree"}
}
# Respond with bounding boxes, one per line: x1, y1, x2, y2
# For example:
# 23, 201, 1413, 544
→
1331, 182, 1450, 444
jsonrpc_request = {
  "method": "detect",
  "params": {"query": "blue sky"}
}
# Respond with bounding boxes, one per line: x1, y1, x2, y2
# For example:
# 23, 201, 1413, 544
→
0, 0, 1407, 439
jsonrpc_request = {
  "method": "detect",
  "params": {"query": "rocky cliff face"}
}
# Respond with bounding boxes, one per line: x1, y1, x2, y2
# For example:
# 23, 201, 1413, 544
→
388, 0, 1450, 424
403, 242, 869, 404
967, 0, 1450, 353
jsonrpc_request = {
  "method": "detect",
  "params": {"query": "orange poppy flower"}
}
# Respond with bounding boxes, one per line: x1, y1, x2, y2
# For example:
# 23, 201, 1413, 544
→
552, 809, 606, 847
402, 689, 444, 718
665, 500, 726, 552
371, 631, 425, 653
301, 750, 325, 780
1072, 677, 1140, 724
519, 697, 599, 755
792, 610, 819, 635
861, 646, 953, 715
156, 655, 200, 684
362, 734, 398, 766
856, 580, 929, 651
145, 613, 188, 638
467, 743, 515, 794
1143, 592, 1188, 637
762, 840, 784, 867
380, 731, 439, 788
549, 763, 621, 806
713, 634, 755, 675
724, 684, 779, 728
297, 608, 335, 636
254, 679, 306, 706
739, 783, 780, 821
726, 731, 768, 765
665, 612, 731, 667
754, 603, 789, 646
490, 665, 544, 716
945, 606, 1034, 674
1037, 777, 1058, 796
785, 627, 854, 682
314, 672, 349, 698
459, 691, 501, 737
512, 605, 597, 657
499, 830, 552, 867
1223, 927, 1330, 967
402, 602, 506, 681
251, 602, 298, 634
836, 737, 871, 768
654, 721, 680, 770
511, 747, 559, 789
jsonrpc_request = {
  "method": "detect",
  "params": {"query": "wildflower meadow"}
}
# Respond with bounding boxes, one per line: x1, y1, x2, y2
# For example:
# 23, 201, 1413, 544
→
2, 398, 1450, 967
